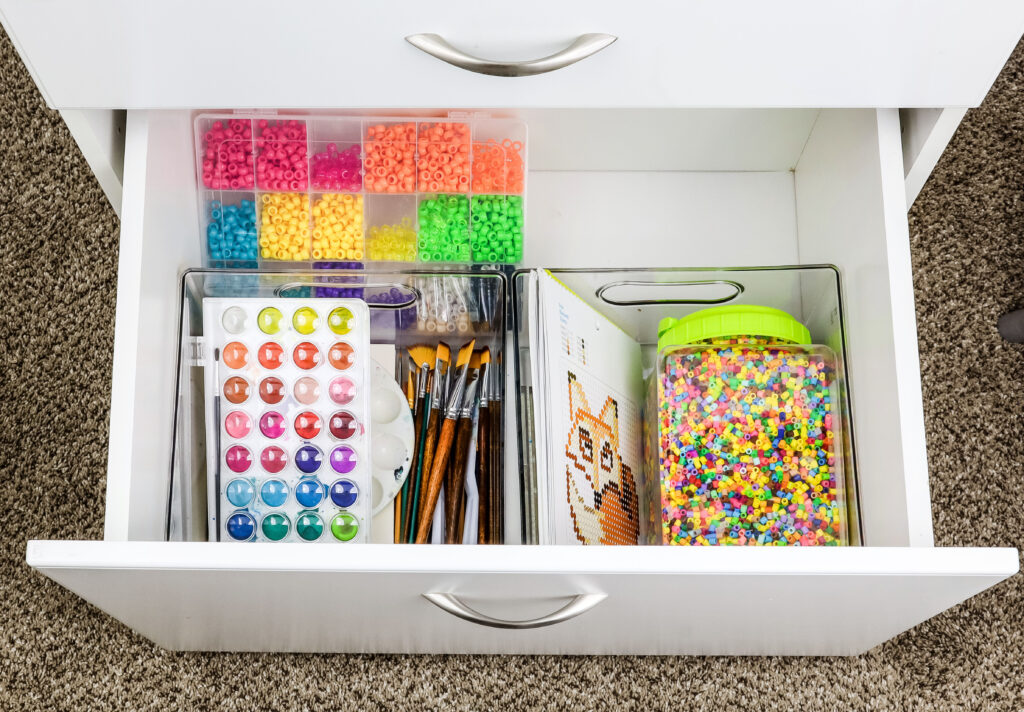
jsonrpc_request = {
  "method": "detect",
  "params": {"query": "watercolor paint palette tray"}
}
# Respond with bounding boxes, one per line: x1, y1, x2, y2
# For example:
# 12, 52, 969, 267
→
194, 113, 527, 268
203, 297, 372, 543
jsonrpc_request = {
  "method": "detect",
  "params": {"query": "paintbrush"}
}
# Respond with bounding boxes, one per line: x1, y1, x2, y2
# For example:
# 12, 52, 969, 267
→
444, 353, 480, 543
476, 348, 490, 544
212, 347, 222, 543
406, 372, 432, 543
416, 340, 475, 544
402, 345, 434, 542
413, 343, 450, 541
406, 369, 433, 543
396, 356, 417, 542
489, 351, 503, 543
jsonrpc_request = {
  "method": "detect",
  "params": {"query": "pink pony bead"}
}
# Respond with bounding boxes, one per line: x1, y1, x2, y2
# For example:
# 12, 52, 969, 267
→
310, 142, 362, 191
255, 120, 308, 191
200, 119, 254, 190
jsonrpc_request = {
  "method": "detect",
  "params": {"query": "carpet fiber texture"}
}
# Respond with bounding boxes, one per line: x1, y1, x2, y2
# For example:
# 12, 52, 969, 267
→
1, 27, 1023, 711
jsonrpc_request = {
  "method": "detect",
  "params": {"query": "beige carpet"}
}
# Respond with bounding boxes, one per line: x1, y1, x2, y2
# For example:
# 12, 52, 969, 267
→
1, 25, 1023, 710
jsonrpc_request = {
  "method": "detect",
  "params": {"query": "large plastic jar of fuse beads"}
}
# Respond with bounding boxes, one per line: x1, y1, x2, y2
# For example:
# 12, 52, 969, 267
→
652, 305, 847, 546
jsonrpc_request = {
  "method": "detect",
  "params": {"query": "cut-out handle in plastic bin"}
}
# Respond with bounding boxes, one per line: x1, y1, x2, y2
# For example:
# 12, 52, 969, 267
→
275, 282, 420, 310
596, 280, 744, 307
422, 592, 606, 630
405, 33, 617, 77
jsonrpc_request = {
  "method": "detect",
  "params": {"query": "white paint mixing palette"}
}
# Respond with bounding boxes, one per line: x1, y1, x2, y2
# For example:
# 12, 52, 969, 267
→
203, 298, 372, 543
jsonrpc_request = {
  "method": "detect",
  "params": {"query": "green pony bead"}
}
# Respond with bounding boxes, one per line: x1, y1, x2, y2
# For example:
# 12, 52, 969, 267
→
470, 194, 524, 263
418, 194, 470, 263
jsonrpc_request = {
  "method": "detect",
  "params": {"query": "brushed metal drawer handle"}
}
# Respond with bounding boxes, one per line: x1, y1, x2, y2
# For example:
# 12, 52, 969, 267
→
422, 592, 606, 629
405, 33, 617, 77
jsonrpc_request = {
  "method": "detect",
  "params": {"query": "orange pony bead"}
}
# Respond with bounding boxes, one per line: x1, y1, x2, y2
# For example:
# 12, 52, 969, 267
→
418, 122, 470, 193
364, 122, 416, 193
472, 138, 525, 194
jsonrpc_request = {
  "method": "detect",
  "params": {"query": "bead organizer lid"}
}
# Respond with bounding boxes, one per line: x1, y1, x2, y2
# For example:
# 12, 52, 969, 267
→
202, 298, 373, 543
653, 306, 847, 547
194, 113, 527, 267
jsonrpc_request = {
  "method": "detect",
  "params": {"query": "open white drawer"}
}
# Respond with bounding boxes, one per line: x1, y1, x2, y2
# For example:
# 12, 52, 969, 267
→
24, 107, 1018, 655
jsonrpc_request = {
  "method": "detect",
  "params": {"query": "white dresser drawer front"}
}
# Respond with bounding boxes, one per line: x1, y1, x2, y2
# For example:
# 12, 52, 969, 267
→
27, 542, 1018, 654
2, 1, 1023, 109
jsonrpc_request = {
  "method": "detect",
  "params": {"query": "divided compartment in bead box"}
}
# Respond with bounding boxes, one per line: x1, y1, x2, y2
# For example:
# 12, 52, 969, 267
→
511, 266, 863, 547
168, 267, 508, 543
193, 113, 528, 267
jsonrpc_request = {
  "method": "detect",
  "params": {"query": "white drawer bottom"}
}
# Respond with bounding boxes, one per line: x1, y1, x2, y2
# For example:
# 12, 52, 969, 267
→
26, 108, 1018, 655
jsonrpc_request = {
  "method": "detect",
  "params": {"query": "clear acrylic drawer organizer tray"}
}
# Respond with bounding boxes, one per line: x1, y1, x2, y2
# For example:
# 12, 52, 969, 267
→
511, 265, 863, 546
168, 267, 507, 543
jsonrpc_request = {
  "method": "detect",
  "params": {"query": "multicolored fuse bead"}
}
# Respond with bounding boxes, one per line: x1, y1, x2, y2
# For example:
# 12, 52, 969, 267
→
658, 337, 844, 546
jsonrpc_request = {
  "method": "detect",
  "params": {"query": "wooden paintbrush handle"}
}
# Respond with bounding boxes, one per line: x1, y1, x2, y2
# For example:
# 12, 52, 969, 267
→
416, 417, 455, 544
476, 406, 489, 544
489, 404, 503, 544
417, 408, 441, 519
444, 417, 474, 543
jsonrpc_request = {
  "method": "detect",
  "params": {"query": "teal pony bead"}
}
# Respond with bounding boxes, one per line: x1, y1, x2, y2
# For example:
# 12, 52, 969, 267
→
207, 197, 258, 264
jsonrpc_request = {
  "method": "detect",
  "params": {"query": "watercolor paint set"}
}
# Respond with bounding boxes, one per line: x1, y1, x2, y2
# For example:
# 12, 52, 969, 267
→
194, 114, 527, 268
202, 297, 372, 543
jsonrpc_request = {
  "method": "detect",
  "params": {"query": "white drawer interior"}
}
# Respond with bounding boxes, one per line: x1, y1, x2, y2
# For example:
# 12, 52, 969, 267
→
108, 107, 930, 548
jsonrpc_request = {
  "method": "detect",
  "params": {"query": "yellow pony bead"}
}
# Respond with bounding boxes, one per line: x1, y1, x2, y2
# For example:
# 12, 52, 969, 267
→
366, 221, 417, 261
311, 193, 364, 260
260, 192, 312, 261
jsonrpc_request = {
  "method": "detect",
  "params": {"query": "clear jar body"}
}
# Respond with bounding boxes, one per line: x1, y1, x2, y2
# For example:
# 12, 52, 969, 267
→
654, 335, 847, 546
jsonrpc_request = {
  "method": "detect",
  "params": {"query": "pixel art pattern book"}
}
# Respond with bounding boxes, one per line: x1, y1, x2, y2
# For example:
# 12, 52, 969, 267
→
536, 270, 644, 545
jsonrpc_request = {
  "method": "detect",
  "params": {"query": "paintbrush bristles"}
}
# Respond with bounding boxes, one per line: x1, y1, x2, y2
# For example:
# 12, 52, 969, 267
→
479, 347, 490, 365
469, 350, 482, 370
435, 342, 451, 365
407, 344, 435, 369
455, 340, 475, 368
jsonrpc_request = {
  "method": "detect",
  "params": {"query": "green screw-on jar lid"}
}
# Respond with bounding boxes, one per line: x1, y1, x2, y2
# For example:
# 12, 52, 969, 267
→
657, 305, 811, 352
